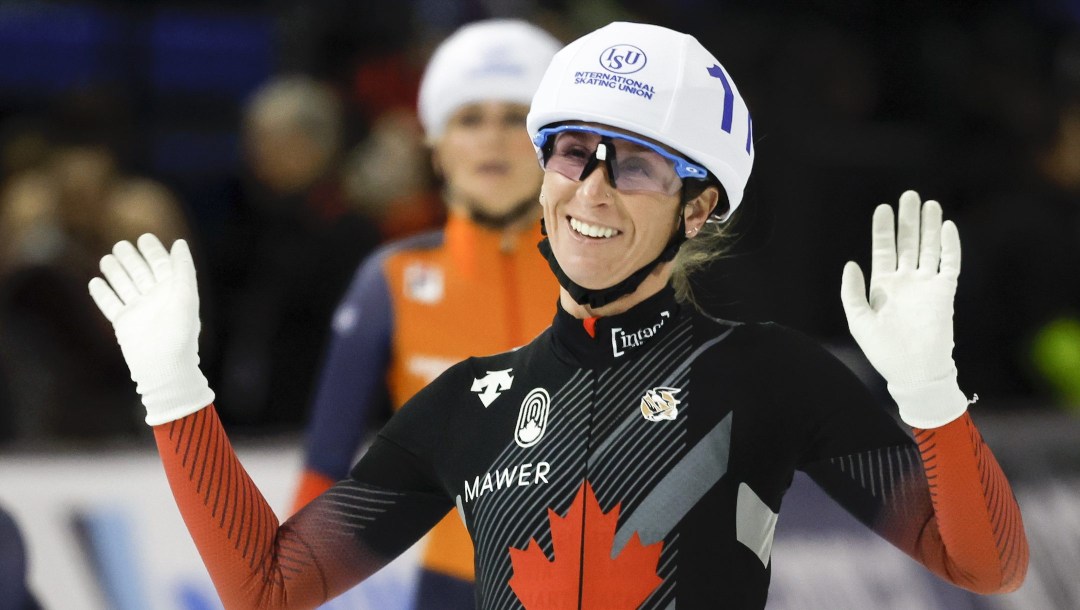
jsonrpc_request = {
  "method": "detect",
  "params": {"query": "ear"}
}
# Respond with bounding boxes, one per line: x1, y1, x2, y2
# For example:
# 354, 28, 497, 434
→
683, 186, 720, 233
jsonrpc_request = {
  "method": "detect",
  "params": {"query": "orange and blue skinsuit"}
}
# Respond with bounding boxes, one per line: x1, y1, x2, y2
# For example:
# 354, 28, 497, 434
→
292, 213, 556, 607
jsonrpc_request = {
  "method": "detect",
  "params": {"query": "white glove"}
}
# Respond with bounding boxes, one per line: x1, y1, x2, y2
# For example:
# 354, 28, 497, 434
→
88, 234, 214, 425
840, 191, 968, 428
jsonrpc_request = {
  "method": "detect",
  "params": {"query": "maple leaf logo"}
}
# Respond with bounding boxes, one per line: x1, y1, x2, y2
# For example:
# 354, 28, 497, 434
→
508, 481, 663, 610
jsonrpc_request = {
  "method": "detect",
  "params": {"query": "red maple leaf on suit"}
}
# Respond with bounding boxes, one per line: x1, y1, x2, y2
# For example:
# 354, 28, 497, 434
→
508, 481, 664, 609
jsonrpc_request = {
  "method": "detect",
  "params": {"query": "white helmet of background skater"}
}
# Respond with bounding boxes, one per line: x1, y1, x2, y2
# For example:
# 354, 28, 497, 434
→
419, 19, 563, 142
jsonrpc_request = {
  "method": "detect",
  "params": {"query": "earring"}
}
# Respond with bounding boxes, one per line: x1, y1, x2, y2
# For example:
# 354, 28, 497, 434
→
685, 226, 699, 237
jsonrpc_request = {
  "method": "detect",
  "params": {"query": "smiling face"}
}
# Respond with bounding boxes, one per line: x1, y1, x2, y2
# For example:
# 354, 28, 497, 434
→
541, 165, 679, 290
538, 123, 720, 315
538, 125, 719, 315
432, 101, 542, 221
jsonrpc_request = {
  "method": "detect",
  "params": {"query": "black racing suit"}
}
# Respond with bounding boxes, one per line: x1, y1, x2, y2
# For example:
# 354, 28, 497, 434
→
155, 284, 1026, 609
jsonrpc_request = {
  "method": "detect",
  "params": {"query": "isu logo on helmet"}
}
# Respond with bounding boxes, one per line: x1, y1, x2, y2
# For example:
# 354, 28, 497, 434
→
600, 44, 647, 74
640, 386, 681, 422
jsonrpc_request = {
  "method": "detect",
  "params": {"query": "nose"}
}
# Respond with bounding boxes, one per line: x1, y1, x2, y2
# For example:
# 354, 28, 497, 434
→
478, 119, 502, 145
577, 163, 614, 204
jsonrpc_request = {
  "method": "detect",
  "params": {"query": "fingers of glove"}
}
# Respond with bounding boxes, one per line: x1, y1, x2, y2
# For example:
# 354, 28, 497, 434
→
169, 239, 197, 291
112, 240, 155, 294
88, 277, 124, 323
895, 190, 922, 270
137, 233, 173, 281
840, 261, 873, 320
99, 253, 140, 304
940, 220, 961, 280
918, 199, 943, 271
870, 203, 896, 277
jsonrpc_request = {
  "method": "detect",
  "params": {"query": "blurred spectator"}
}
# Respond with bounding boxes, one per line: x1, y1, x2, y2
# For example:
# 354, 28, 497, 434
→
0, 118, 51, 181
0, 171, 61, 277
342, 109, 445, 240
0, 90, 191, 269
0, 168, 125, 442
99, 178, 192, 249
0, 99, 192, 442
204, 76, 381, 430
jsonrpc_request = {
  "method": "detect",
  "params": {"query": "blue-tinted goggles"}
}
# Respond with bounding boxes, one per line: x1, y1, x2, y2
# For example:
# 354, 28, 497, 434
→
534, 125, 708, 196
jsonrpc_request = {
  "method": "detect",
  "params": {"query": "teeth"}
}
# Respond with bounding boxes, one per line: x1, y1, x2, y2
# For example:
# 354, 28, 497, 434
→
570, 217, 619, 238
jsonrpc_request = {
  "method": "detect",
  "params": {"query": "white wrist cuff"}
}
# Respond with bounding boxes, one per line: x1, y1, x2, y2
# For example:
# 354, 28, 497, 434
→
137, 366, 216, 426
887, 372, 969, 429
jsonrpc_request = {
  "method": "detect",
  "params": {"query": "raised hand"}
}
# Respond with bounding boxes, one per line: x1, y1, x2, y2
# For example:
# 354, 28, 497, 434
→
840, 191, 968, 428
89, 234, 214, 425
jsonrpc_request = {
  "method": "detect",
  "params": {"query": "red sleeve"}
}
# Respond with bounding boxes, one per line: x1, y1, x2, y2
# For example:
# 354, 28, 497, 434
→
154, 406, 447, 609
906, 412, 1029, 593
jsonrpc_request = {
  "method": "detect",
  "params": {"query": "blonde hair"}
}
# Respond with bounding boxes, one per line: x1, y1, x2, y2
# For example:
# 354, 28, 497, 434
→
671, 183, 737, 312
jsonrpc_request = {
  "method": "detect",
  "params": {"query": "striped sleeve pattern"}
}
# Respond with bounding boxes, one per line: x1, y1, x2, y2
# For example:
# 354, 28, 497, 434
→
154, 406, 394, 609
911, 412, 1029, 593
809, 412, 1028, 595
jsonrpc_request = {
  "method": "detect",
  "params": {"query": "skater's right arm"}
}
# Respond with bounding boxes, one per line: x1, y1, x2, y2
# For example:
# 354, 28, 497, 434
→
89, 235, 449, 609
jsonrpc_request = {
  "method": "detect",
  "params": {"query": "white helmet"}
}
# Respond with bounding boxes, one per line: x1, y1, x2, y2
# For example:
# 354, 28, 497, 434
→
418, 19, 562, 142
527, 21, 754, 219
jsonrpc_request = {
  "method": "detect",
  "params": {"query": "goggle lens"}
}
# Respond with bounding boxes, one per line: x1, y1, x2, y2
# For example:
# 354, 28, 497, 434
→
535, 126, 708, 196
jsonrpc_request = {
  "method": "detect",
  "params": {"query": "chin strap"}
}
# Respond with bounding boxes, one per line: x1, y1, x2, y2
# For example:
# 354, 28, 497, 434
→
538, 217, 687, 309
